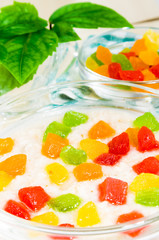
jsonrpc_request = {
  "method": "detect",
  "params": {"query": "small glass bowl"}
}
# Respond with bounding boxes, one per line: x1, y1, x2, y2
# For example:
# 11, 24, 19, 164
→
78, 27, 159, 91
1, 80, 159, 240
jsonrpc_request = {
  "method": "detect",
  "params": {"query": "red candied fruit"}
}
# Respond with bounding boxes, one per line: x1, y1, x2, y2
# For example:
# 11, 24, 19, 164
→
132, 156, 159, 175
120, 52, 136, 59
116, 211, 144, 237
18, 186, 51, 211
119, 70, 144, 81
138, 126, 159, 152
94, 153, 121, 166
108, 132, 130, 155
150, 64, 159, 78
98, 177, 128, 205
50, 224, 75, 240
108, 62, 122, 79
4, 200, 31, 220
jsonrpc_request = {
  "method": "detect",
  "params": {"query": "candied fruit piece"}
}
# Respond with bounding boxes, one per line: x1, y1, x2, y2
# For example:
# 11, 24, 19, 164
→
133, 112, 159, 132
117, 211, 144, 237
51, 224, 75, 240
60, 145, 87, 165
132, 157, 159, 175
96, 45, 112, 65
94, 65, 109, 77
143, 29, 159, 51
150, 64, 159, 78
112, 54, 133, 70
88, 120, 115, 139
0, 138, 14, 155
129, 56, 149, 71
119, 70, 144, 81
77, 201, 100, 227
80, 138, 108, 160
108, 62, 122, 79
108, 132, 130, 155
139, 50, 158, 65
142, 69, 156, 80
31, 212, 59, 225
98, 177, 128, 205
135, 187, 159, 207
46, 163, 69, 185
43, 121, 71, 142
0, 171, 13, 191
120, 51, 136, 59
86, 57, 99, 71
94, 153, 121, 166
121, 48, 130, 53
0, 154, 27, 177
138, 126, 159, 152
90, 52, 103, 66
131, 38, 147, 55
129, 173, 159, 192
63, 111, 88, 127
126, 127, 139, 148
4, 200, 31, 220
18, 186, 50, 211
73, 163, 103, 181
48, 193, 81, 212
42, 133, 69, 159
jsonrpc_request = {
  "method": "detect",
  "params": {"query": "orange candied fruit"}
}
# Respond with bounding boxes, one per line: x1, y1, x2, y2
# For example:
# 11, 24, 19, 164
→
129, 56, 149, 71
73, 163, 103, 181
94, 65, 109, 77
88, 120, 115, 139
96, 46, 112, 65
0, 154, 27, 177
0, 138, 14, 155
42, 133, 69, 159
142, 69, 156, 81
131, 38, 147, 55
126, 127, 139, 148
139, 50, 158, 65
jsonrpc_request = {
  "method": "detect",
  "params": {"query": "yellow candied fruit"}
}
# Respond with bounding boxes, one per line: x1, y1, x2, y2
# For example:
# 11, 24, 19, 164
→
77, 201, 100, 227
129, 173, 159, 192
143, 29, 159, 51
80, 138, 108, 160
31, 212, 59, 226
0, 138, 14, 155
139, 50, 158, 65
0, 171, 13, 191
46, 163, 69, 185
86, 57, 99, 71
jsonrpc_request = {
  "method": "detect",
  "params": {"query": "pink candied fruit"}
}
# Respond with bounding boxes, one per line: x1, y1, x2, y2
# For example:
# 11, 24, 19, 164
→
108, 132, 130, 155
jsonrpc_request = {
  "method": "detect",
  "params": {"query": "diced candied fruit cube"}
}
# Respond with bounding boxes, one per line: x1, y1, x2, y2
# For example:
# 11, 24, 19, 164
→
142, 69, 156, 80
117, 211, 144, 237
126, 127, 139, 148
60, 145, 87, 165
94, 65, 109, 77
133, 112, 159, 132
48, 194, 81, 212
94, 153, 121, 166
0, 171, 13, 191
108, 62, 122, 79
132, 157, 159, 175
86, 57, 99, 71
108, 132, 130, 155
143, 29, 159, 51
119, 70, 144, 81
63, 111, 88, 127
120, 51, 136, 59
43, 121, 71, 142
135, 187, 159, 206
50, 224, 75, 240
46, 163, 69, 185
139, 50, 158, 65
137, 126, 159, 152
18, 186, 51, 211
31, 212, 59, 225
96, 46, 112, 65
4, 200, 31, 220
91, 52, 103, 66
42, 133, 69, 159
80, 138, 108, 160
98, 177, 128, 205
150, 64, 159, 78
129, 173, 159, 192
131, 38, 147, 55
129, 56, 149, 71
0, 138, 14, 155
77, 201, 100, 227
73, 163, 103, 181
88, 120, 115, 139
121, 48, 130, 53
112, 54, 133, 70
0, 154, 27, 177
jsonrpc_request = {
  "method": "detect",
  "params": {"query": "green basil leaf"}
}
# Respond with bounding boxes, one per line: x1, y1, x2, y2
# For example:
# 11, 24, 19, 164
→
49, 2, 133, 29
0, 44, 7, 61
0, 2, 48, 37
52, 22, 80, 43
0, 29, 58, 84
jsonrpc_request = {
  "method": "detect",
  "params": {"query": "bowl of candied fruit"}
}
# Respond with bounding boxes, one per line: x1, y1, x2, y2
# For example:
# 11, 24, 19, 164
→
78, 27, 159, 91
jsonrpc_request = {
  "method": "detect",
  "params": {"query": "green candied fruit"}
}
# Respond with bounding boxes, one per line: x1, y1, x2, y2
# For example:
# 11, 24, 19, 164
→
112, 54, 133, 70
43, 121, 71, 142
121, 48, 130, 53
136, 187, 159, 207
48, 193, 81, 212
133, 112, 159, 132
91, 52, 103, 66
60, 145, 87, 165
63, 111, 88, 127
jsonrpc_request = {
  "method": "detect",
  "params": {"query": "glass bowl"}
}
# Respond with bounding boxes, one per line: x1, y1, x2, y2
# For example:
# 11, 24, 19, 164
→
1, 80, 159, 240
78, 27, 159, 91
